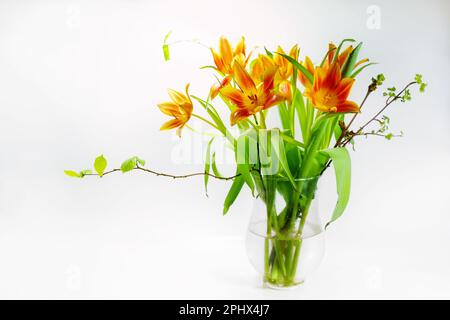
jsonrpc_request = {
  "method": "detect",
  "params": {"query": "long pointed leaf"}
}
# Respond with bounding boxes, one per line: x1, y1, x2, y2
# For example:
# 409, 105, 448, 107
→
223, 174, 245, 215
350, 62, 377, 78
320, 147, 351, 228
277, 53, 313, 84
341, 42, 362, 78
203, 137, 215, 195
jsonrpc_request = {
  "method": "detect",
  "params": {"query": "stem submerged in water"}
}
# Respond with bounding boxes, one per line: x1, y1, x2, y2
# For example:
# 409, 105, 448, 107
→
262, 178, 317, 288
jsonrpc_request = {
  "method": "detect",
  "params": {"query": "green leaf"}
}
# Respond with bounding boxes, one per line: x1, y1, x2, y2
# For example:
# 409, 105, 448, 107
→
320, 148, 351, 229
223, 174, 245, 215
293, 88, 307, 140
163, 31, 172, 43
121, 157, 137, 173
199, 65, 219, 72
204, 137, 214, 195
162, 31, 172, 62
64, 170, 82, 178
162, 44, 170, 61
191, 95, 228, 136
280, 132, 305, 149
341, 42, 362, 78
94, 155, 107, 177
350, 62, 377, 78
277, 101, 290, 131
211, 152, 222, 177
333, 39, 356, 63
277, 53, 313, 84
236, 133, 256, 195
269, 129, 296, 189
135, 157, 145, 166
264, 47, 274, 58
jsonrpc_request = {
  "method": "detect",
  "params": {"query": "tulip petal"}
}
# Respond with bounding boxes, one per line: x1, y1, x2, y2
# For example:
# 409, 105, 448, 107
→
338, 45, 353, 66
335, 78, 355, 100
299, 56, 314, 87
263, 93, 284, 110
323, 63, 341, 89
211, 48, 225, 73
230, 108, 252, 126
168, 89, 188, 105
337, 100, 360, 113
160, 119, 183, 131
289, 44, 299, 60
278, 80, 292, 101
184, 83, 193, 113
234, 36, 246, 56
328, 43, 337, 63
262, 66, 278, 93
219, 36, 233, 66
354, 58, 369, 69
158, 102, 181, 117
233, 61, 257, 95
220, 85, 249, 109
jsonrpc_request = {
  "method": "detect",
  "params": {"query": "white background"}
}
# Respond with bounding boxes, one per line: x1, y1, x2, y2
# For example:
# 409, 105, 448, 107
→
0, 0, 449, 299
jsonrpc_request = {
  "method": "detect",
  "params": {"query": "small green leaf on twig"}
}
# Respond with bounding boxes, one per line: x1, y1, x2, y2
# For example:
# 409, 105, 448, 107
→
94, 155, 107, 177
64, 170, 82, 178
135, 157, 145, 166
121, 158, 136, 173
419, 83, 427, 93
162, 31, 172, 61
121, 156, 146, 173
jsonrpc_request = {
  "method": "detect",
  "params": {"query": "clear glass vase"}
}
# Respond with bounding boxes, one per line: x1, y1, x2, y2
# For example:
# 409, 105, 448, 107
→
246, 176, 325, 289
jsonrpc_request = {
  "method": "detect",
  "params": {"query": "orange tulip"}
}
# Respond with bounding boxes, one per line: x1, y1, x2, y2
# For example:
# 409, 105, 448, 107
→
221, 61, 284, 125
251, 45, 299, 101
157, 84, 193, 137
211, 36, 249, 75
251, 54, 275, 84
298, 56, 315, 89
304, 63, 359, 113
273, 45, 299, 81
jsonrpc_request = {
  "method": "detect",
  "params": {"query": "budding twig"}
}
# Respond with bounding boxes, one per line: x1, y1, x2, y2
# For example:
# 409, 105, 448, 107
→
83, 165, 239, 181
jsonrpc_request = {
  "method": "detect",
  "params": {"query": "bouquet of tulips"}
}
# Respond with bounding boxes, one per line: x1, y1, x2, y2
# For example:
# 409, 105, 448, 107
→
66, 35, 426, 288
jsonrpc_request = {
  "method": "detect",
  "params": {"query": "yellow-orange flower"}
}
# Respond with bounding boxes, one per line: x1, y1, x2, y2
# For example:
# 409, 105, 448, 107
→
304, 63, 359, 113
251, 45, 299, 101
251, 54, 275, 84
157, 84, 193, 137
298, 56, 315, 89
273, 45, 299, 81
221, 61, 284, 125
211, 36, 249, 75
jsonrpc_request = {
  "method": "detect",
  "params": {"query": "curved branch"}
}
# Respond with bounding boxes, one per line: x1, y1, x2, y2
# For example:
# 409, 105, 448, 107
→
83, 165, 239, 181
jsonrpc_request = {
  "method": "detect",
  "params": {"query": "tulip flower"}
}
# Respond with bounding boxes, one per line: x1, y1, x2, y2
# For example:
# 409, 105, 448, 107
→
251, 45, 299, 101
273, 45, 299, 81
298, 56, 315, 89
211, 36, 249, 75
157, 84, 193, 137
304, 63, 360, 113
221, 61, 284, 125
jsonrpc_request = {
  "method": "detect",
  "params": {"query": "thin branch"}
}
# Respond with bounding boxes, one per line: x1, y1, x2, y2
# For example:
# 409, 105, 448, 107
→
83, 165, 239, 181
341, 81, 416, 148
334, 81, 375, 148
357, 82, 416, 133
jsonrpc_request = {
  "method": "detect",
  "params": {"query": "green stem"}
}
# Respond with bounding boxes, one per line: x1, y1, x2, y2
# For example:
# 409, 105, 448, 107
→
288, 199, 312, 280
192, 113, 220, 130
